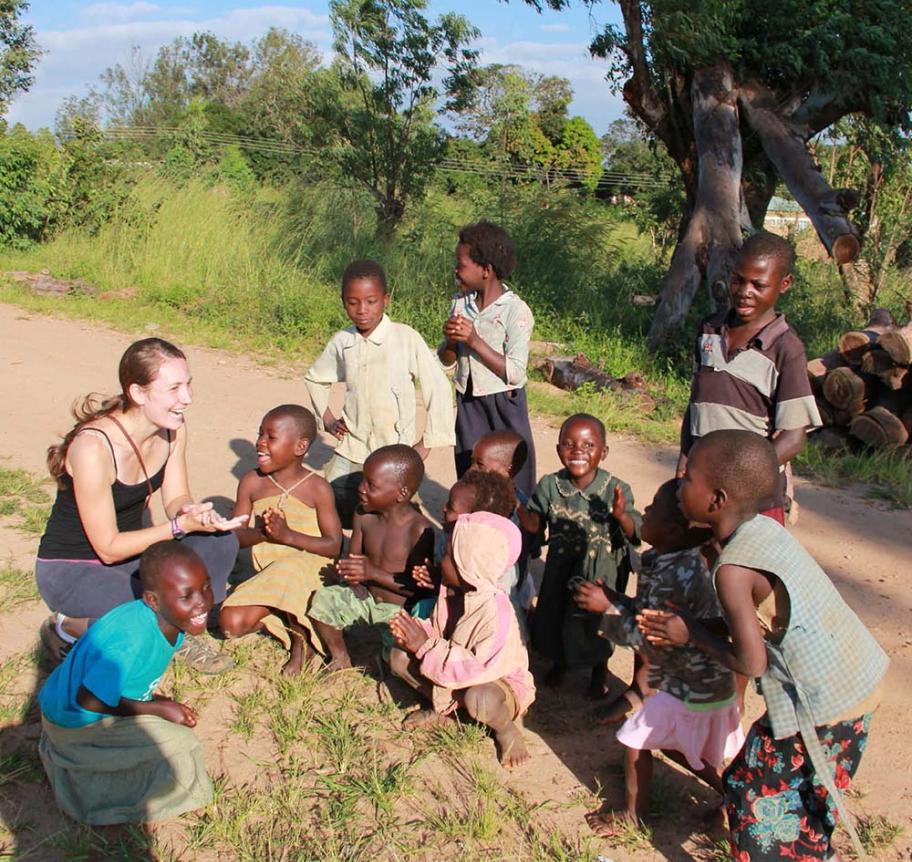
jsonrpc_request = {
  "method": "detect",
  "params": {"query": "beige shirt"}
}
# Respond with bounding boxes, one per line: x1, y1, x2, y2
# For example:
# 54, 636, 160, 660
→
303, 315, 455, 465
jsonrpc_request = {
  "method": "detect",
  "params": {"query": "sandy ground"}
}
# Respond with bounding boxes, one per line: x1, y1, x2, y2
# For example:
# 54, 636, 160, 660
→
0, 302, 910, 860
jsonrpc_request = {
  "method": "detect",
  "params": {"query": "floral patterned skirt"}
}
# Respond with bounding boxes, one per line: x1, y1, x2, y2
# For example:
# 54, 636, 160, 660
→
722, 713, 871, 861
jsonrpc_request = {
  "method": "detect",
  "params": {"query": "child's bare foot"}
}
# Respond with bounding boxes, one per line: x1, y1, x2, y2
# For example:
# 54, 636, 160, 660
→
585, 807, 646, 838
494, 721, 530, 768
587, 662, 611, 699
402, 708, 453, 730
594, 689, 643, 724
323, 656, 353, 673
281, 633, 312, 677
543, 662, 566, 688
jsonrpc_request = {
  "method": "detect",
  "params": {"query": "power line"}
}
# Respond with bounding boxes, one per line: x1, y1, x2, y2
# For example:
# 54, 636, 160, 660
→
102, 125, 678, 190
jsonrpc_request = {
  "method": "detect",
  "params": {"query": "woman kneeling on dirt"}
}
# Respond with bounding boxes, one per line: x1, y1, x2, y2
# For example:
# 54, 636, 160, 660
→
35, 337, 244, 673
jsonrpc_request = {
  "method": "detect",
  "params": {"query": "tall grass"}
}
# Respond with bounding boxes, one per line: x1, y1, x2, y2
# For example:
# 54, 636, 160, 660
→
2, 173, 911, 500
0, 173, 682, 414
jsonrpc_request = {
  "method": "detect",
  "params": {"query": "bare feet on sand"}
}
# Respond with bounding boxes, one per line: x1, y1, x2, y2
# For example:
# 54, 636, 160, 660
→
585, 807, 646, 838
323, 656, 353, 673
280, 646, 313, 677
593, 688, 643, 724
402, 708, 453, 730
587, 663, 612, 699
494, 721, 530, 768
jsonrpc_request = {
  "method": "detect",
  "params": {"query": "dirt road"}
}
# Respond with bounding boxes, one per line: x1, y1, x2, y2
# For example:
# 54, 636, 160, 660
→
1, 303, 910, 858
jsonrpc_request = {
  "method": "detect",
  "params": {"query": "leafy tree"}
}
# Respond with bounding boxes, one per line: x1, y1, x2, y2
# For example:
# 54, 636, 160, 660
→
457, 64, 601, 188
319, 0, 479, 235
0, 0, 40, 115
526, 0, 912, 348
600, 116, 684, 254
0, 124, 59, 245
823, 118, 912, 312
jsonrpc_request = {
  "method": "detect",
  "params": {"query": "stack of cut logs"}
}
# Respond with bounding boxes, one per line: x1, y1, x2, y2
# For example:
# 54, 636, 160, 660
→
807, 308, 912, 453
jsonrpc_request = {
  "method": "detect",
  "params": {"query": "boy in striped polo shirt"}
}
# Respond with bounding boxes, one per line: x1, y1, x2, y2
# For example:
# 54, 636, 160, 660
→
677, 232, 821, 523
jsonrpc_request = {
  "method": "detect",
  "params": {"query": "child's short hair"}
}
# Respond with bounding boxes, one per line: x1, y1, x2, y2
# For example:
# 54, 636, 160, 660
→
264, 404, 317, 442
341, 259, 388, 294
559, 412, 607, 443
140, 541, 204, 591
458, 221, 517, 280
366, 444, 424, 494
695, 430, 779, 511
738, 231, 796, 276
457, 470, 517, 518
474, 430, 528, 478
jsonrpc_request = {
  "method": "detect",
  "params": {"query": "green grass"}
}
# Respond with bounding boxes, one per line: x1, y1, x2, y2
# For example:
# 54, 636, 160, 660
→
795, 442, 912, 507
845, 813, 906, 858
0, 559, 40, 611
0, 465, 53, 536
2, 172, 910, 508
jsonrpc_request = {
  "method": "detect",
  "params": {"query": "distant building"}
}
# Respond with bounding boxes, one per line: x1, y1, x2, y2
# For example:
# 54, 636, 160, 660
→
763, 196, 812, 234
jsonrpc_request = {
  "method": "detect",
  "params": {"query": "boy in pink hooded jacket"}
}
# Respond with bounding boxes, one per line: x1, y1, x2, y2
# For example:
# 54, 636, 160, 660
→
389, 511, 535, 768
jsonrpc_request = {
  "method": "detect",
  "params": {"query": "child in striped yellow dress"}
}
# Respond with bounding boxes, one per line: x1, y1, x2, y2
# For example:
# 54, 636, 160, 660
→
220, 405, 342, 675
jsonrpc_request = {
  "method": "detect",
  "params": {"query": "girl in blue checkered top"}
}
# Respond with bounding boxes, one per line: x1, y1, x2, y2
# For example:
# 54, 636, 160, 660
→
640, 430, 888, 862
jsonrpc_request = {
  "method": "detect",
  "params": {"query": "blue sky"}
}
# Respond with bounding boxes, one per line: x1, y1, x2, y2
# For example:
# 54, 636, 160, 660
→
9, 1, 627, 135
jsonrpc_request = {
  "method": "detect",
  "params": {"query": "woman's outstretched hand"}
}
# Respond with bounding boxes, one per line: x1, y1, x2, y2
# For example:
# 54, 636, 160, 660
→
178, 502, 247, 533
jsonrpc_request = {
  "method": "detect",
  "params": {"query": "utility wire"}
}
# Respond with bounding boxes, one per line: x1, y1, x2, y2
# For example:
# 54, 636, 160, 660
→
102, 125, 678, 190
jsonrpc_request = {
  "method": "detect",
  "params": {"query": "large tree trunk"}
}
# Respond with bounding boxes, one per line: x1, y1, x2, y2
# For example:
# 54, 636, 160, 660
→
739, 81, 861, 264
647, 65, 742, 350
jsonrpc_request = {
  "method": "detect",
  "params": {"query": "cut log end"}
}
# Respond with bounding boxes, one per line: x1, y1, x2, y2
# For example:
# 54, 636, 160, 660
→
849, 406, 910, 449
831, 234, 860, 265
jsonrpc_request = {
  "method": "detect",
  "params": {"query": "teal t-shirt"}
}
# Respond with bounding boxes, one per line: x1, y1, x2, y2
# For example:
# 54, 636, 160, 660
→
39, 599, 184, 728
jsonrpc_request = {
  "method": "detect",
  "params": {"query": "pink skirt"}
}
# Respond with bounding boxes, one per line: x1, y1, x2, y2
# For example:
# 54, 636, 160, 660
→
616, 691, 745, 770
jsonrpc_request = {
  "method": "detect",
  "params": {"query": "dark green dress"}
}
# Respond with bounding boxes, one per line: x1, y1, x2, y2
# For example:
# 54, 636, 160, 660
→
528, 469, 641, 668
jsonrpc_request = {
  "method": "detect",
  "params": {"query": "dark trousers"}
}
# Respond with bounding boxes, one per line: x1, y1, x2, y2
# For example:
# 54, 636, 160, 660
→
454, 386, 537, 498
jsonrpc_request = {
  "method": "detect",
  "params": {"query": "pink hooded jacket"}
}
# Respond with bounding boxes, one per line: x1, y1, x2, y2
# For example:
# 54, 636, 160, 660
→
414, 511, 536, 715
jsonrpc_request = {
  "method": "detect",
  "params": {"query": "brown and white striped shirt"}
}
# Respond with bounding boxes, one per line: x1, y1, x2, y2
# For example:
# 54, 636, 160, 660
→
684, 311, 821, 451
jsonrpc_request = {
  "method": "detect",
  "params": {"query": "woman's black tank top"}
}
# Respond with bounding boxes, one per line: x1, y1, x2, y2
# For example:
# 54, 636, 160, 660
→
38, 429, 171, 562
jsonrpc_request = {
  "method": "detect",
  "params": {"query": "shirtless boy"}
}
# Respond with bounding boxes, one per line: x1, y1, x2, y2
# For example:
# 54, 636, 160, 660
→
309, 444, 434, 670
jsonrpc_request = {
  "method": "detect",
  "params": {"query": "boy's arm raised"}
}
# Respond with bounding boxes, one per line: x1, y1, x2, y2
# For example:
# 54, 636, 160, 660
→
76, 685, 197, 727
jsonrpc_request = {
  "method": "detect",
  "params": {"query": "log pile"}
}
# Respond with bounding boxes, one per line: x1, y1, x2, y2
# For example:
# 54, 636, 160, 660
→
808, 309, 912, 454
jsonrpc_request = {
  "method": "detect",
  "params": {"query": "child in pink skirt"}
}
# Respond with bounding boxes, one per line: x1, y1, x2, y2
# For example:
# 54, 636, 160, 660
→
574, 479, 744, 836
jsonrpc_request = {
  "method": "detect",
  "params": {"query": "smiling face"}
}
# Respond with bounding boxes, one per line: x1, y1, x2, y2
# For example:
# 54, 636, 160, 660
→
729, 254, 792, 327
256, 413, 308, 475
343, 276, 389, 336
130, 356, 193, 431
556, 418, 607, 488
358, 458, 406, 514
677, 443, 718, 526
146, 557, 213, 642
454, 242, 487, 294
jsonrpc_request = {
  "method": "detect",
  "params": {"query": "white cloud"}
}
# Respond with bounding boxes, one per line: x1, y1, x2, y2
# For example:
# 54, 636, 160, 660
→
474, 36, 625, 135
539, 23, 571, 33
6, 5, 333, 131
5, 6, 625, 136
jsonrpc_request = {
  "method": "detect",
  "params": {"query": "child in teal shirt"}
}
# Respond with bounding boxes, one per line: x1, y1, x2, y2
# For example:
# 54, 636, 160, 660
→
39, 542, 214, 824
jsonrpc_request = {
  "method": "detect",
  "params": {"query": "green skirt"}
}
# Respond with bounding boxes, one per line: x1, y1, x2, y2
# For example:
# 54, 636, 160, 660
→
39, 713, 212, 825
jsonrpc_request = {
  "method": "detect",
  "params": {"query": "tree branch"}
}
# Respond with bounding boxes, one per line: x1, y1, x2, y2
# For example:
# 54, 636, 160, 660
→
617, 0, 666, 130
739, 80, 861, 263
